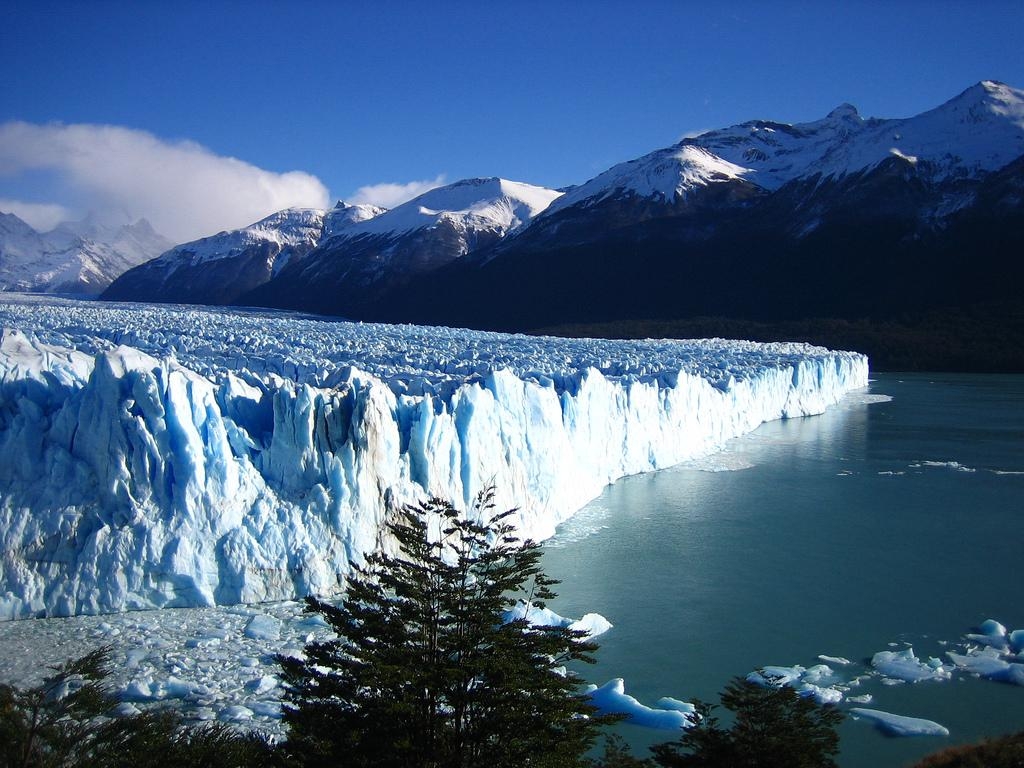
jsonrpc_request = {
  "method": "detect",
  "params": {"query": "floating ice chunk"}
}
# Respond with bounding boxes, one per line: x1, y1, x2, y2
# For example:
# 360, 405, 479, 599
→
585, 679, 693, 730
244, 614, 281, 641
504, 601, 612, 639
802, 664, 838, 685
185, 635, 222, 649
244, 675, 279, 695
871, 648, 952, 683
747, 665, 844, 705
847, 694, 873, 704
947, 647, 1024, 685
656, 696, 696, 715
249, 700, 282, 718
122, 675, 197, 701
979, 619, 1008, 637
920, 460, 976, 473
966, 619, 1010, 649
749, 666, 807, 687
504, 602, 563, 627
817, 655, 852, 666
125, 648, 148, 668
569, 613, 613, 638
850, 708, 949, 737
844, 393, 893, 405
1009, 629, 1024, 654
800, 684, 844, 705
677, 452, 756, 472
123, 679, 156, 701
218, 705, 254, 722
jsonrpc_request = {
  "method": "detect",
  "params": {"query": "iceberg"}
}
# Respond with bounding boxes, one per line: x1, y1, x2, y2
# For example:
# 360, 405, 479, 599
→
747, 665, 845, 705
503, 600, 612, 639
849, 708, 949, 738
585, 678, 694, 730
0, 296, 868, 619
870, 648, 953, 683
947, 647, 1024, 685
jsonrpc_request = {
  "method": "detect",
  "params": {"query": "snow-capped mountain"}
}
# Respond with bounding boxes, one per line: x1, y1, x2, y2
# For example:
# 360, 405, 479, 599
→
548, 80, 1024, 213
367, 81, 1024, 371
0, 212, 172, 295
238, 177, 561, 316
103, 178, 557, 312
94, 81, 1024, 369
103, 205, 383, 305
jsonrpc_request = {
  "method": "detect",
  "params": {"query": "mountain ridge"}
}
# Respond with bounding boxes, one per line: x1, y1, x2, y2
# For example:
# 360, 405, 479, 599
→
93, 80, 1024, 369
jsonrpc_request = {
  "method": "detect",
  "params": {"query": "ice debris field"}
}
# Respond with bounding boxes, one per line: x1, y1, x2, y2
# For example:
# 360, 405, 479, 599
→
0, 295, 866, 620
0, 595, 1019, 740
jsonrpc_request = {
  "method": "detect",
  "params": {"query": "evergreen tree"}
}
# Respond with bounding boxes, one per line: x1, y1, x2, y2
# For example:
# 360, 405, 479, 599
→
650, 676, 843, 768
278, 490, 609, 768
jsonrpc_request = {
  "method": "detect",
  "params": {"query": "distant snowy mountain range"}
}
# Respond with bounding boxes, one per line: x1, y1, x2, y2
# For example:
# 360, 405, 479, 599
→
103, 177, 561, 309
0, 213, 172, 295
8, 81, 1024, 367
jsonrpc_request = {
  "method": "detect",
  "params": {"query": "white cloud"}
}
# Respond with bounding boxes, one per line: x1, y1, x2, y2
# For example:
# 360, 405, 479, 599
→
0, 121, 331, 243
0, 198, 73, 232
679, 128, 712, 141
348, 175, 447, 209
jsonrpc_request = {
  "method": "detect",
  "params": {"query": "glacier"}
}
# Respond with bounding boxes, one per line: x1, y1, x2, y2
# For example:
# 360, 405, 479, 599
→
0, 295, 867, 619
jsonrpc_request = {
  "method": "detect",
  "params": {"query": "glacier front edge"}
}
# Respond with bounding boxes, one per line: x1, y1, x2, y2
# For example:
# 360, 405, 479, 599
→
0, 297, 868, 619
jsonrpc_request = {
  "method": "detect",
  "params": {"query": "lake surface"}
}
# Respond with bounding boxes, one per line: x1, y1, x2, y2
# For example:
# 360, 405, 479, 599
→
542, 373, 1024, 768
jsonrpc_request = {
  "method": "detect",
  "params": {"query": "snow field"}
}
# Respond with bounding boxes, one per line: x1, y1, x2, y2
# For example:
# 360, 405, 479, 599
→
0, 296, 867, 619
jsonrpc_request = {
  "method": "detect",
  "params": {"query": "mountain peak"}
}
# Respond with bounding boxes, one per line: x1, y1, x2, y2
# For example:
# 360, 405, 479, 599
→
827, 103, 860, 120
941, 79, 1024, 119
345, 177, 562, 239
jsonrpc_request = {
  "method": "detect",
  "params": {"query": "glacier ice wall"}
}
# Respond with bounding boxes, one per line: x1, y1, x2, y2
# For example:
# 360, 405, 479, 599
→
0, 296, 868, 619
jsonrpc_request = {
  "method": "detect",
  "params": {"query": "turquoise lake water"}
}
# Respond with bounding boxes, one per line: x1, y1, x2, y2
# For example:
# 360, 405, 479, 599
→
541, 373, 1024, 767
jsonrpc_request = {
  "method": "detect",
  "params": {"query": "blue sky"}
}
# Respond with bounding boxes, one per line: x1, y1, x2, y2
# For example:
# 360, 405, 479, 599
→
2, 0, 1023, 241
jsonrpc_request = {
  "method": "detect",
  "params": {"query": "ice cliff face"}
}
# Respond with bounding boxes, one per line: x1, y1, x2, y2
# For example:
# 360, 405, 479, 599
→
0, 296, 868, 619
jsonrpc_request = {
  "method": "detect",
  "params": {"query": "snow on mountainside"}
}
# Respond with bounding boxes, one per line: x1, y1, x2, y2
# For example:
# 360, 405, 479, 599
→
104, 178, 557, 312
103, 203, 386, 306
238, 177, 561, 316
322, 200, 388, 237
344, 177, 561, 238
0, 295, 866, 618
545, 80, 1024, 213
691, 80, 1024, 188
0, 212, 172, 295
546, 145, 752, 214
370, 80, 1024, 359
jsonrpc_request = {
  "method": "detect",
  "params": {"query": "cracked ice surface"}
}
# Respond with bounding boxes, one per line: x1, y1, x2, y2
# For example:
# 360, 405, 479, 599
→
0, 295, 867, 619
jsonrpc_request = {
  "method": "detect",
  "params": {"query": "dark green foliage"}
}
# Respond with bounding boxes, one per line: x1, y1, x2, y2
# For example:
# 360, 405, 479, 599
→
650, 676, 844, 768
913, 731, 1024, 768
0, 646, 273, 768
278, 490, 608, 768
587, 734, 656, 767
0, 647, 114, 768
